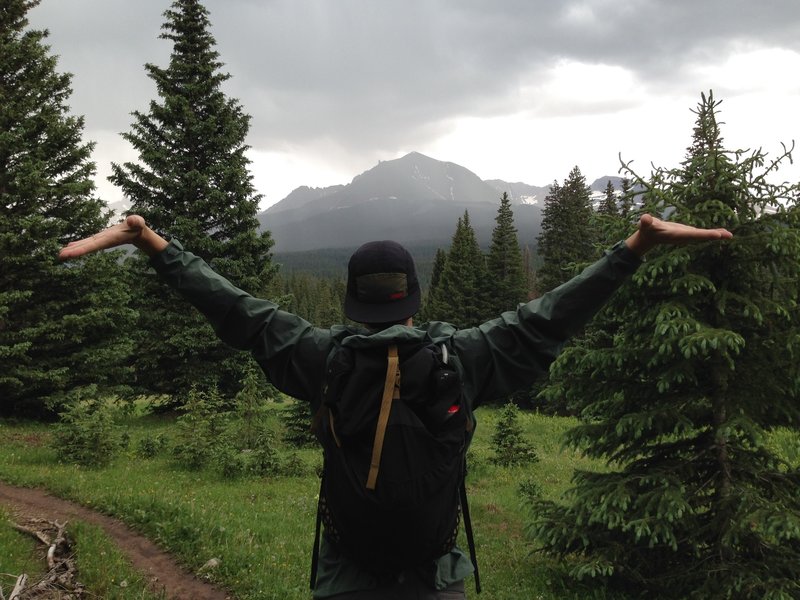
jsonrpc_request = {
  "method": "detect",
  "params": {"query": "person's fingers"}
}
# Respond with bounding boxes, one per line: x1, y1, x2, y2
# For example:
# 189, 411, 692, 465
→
59, 237, 98, 260
58, 222, 132, 260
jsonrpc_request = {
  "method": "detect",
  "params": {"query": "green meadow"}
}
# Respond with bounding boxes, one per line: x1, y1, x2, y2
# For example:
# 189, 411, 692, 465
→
0, 402, 623, 600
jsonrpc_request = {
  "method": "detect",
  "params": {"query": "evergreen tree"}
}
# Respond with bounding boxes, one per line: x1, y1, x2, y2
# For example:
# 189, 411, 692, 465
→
420, 247, 447, 322
618, 177, 635, 220
530, 92, 800, 599
426, 211, 489, 327
486, 192, 528, 315
231, 365, 274, 450
594, 180, 633, 249
521, 245, 537, 299
315, 280, 345, 328
0, 0, 134, 417
535, 168, 596, 293
490, 401, 538, 467
282, 399, 316, 448
597, 180, 617, 216
109, 0, 276, 401
274, 271, 345, 327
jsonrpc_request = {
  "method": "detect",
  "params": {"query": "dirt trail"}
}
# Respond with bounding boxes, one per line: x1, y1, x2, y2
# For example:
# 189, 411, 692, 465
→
0, 481, 232, 600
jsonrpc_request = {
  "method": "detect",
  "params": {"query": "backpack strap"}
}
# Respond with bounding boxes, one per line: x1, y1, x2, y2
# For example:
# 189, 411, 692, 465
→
460, 472, 481, 594
310, 470, 325, 590
366, 344, 401, 490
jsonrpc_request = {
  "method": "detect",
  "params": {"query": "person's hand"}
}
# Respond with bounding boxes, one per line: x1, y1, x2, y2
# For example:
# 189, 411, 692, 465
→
59, 215, 168, 260
625, 214, 733, 257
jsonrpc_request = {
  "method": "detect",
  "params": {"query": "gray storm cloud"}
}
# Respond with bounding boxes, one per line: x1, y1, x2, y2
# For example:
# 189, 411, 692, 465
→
29, 0, 800, 156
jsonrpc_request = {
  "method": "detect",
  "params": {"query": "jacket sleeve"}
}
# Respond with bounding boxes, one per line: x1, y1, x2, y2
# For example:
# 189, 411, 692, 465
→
452, 241, 641, 407
149, 240, 333, 403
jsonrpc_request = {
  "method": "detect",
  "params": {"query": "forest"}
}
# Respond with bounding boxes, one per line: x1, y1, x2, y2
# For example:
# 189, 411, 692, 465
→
2, 0, 800, 599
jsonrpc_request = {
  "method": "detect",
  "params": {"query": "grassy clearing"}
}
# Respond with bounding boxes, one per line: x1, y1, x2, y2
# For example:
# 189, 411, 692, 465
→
0, 403, 616, 600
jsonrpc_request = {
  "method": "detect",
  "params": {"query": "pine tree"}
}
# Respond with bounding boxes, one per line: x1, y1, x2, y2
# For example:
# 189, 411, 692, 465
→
486, 192, 527, 315
618, 177, 635, 220
490, 401, 538, 467
282, 399, 316, 448
535, 168, 596, 293
597, 180, 618, 216
109, 0, 276, 402
521, 245, 537, 299
315, 280, 345, 328
0, 0, 135, 417
594, 179, 634, 249
419, 248, 447, 322
426, 211, 489, 327
530, 92, 800, 599
275, 271, 345, 327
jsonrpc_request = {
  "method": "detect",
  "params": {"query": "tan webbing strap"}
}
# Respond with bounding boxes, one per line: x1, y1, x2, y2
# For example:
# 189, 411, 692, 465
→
366, 344, 400, 490
328, 410, 342, 447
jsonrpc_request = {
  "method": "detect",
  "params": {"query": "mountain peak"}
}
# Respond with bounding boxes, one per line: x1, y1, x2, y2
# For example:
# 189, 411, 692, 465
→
259, 153, 620, 253
259, 153, 546, 252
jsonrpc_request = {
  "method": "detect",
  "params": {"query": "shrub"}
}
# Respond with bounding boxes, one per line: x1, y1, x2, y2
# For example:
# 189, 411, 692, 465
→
518, 476, 543, 505
172, 386, 229, 470
276, 452, 311, 478
216, 446, 250, 479
136, 433, 170, 458
52, 401, 124, 467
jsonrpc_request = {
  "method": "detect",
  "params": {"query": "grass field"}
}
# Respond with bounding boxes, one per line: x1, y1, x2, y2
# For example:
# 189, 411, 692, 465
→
0, 402, 619, 600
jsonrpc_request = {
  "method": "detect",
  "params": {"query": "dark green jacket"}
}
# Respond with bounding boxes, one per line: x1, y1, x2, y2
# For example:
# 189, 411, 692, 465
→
150, 239, 641, 597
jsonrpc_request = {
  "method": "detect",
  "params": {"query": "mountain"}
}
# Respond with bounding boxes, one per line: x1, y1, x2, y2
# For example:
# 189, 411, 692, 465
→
105, 152, 624, 258
259, 152, 548, 253
484, 180, 550, 207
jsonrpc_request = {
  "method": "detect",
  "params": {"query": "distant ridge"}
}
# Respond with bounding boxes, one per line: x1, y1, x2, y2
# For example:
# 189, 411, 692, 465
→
258, 152, 620, 253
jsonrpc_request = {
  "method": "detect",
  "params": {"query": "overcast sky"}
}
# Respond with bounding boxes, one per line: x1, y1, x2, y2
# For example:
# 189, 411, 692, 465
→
28, 0, 800, 210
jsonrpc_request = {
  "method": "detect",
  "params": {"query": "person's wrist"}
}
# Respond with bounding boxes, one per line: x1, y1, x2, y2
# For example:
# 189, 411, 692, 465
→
624, 230, 654, 258
134, 226, 169, 257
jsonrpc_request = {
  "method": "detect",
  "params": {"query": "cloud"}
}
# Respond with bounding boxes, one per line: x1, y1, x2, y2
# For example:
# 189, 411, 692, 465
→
27, 0, 800, 205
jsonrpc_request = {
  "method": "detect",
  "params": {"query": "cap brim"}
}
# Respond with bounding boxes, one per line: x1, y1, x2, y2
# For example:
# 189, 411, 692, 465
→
344, 288, 421, 324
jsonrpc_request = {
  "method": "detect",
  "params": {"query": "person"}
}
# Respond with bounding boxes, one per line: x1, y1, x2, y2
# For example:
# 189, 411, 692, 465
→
59, 213, 732, 599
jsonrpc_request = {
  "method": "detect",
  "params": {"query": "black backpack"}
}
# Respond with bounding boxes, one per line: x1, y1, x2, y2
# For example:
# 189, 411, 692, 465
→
310, 339, 480, 592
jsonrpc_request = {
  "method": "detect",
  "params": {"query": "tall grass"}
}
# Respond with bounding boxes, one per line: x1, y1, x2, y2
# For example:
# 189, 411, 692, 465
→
0, 404, 627, 599
0, 507, 40, 589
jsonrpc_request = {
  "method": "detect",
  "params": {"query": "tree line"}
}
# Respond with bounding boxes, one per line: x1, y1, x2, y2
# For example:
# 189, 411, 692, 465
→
2, 0, 800, 597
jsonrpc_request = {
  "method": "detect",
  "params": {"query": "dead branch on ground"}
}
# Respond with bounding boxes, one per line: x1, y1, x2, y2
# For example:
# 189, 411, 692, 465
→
5, 517, 85, 599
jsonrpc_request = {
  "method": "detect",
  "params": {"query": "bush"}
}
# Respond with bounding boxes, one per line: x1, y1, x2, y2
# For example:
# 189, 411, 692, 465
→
517, 476, 543, 505
172, 386, 229, 470
216, 446, 250, 479
136, 433, 170, 458
171, 376, 306, 479
276, 452, 311, 478
52, 401, 124, 467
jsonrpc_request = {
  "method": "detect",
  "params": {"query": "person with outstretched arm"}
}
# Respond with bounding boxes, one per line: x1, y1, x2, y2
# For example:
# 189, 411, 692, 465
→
60, 214, 732, 599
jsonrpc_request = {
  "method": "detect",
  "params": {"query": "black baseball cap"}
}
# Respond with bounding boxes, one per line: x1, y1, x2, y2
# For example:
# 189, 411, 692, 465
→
344, 240, 421, 324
